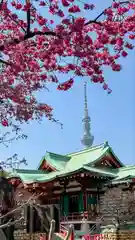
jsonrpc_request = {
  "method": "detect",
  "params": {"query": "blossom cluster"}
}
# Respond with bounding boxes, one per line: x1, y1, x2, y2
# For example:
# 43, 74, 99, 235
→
0, 0, 134, 126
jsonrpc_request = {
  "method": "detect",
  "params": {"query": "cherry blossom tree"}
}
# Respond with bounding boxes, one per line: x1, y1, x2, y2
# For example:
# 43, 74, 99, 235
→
0, 190, 42, 240
0, 124, 27, 239
0, 0, 134, 127
0, 121, 27, 170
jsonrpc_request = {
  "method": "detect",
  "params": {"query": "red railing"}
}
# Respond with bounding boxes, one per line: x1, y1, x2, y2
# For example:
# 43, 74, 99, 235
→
60, 211, 97, 221
92, 234, 105, 240
61, 212, 84, 221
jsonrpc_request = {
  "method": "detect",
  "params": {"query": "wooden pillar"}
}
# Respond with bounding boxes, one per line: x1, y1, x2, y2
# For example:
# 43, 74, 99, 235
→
76, 175, 87, 212
59, 179, 69, 218
96, 186, 100, 213
83, 190, 87, 211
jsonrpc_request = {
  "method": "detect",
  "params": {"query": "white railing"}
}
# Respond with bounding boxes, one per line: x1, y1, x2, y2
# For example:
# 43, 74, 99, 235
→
60, 223, 68, 234
89, 216, 104, 234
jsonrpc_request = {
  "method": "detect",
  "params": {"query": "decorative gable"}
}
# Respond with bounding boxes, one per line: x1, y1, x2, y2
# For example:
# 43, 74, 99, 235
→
93, 142, 124, 169
39, 159, 56, 172
38, 152, 70, 171
95, 154, 122, 169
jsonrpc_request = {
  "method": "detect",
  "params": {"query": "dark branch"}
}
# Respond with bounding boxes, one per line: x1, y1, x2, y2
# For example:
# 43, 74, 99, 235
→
85, 20, 102, 26
26, 0, 31, 34
0, 217, 23, 229
0, 0, 3, 10
0, 31, 56, 51
0, 59, 11, 65
8, 14, 26, 33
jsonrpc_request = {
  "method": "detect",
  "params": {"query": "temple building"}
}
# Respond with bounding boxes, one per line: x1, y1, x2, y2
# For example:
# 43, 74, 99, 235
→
7, 82, 135, 238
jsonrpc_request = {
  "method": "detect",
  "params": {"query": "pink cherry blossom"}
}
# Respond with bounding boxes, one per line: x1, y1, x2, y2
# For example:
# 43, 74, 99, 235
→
0, 0, 133, 125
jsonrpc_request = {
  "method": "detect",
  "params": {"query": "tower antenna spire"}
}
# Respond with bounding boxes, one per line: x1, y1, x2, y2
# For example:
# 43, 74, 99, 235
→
81, 81, 94, 148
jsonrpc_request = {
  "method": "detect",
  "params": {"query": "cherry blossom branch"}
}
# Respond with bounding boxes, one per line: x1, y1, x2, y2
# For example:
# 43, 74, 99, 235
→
0, 31, 56, 51
7, 14, 26, 33
0, 154, 27, 169
0, 0, 133, 107
0, 124, 28, 168
0, 192, 40, 221
0, 216, 23, 229
48, 220, 55, 240
85, 1, 130, 26
0, 124, 27, 148
0, 193, 43, 231
0, 1, 26, 33
0, 0, 130, 53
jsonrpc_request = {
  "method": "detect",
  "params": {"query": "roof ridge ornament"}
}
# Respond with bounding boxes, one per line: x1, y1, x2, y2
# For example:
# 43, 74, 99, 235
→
104, 141, 109, 148
81, 81, 94, 148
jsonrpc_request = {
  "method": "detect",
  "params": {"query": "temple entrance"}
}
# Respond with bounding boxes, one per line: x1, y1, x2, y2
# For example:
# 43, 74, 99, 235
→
69, 195, 79, 213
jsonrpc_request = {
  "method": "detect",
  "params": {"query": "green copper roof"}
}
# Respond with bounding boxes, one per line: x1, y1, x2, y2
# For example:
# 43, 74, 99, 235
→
38, 142, 124, 171
8, 142, 127, 185
66, 142, 109, 170
8, 166, 116, 184
66, 141, 124, 170
8, 165, 135, 185
38, 151, 70, 171
111, 165, 135, 184
7, 169, 49, 182
83, 166, 116, 177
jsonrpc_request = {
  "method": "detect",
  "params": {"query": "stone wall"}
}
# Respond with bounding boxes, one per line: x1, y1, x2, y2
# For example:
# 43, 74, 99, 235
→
99, 186, 135, 225
14, 230, 135, 240
104, 230, 135, 240
14, 187, 34, 230
14, 230, 46, 240
117, 231, 135, 240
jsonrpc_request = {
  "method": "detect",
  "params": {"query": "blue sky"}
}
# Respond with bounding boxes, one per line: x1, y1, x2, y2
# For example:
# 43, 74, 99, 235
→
0, 0, 134, 169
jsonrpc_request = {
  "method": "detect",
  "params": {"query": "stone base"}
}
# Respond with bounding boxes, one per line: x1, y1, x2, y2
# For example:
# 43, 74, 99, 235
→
14, 230, 46, 240
14, 230, 135, 240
